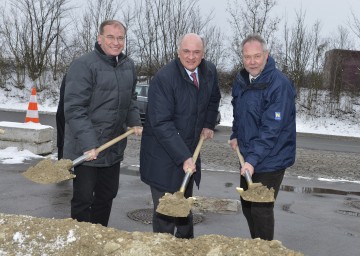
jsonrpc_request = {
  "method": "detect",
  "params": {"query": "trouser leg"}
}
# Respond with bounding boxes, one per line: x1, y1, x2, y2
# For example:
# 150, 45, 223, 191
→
71, 165, 97, 223
91, 163, 120, 226
57, 146, 63, 160
151, 186, 176, 235
150, 177, 194, 239
240, 195, 255, 238
240, 169, 285, 240
174, 179, 194, 239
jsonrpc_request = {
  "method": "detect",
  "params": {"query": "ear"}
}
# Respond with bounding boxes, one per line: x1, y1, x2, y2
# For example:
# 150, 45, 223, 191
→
264, 50, 269, 58
97, 35, 102, 44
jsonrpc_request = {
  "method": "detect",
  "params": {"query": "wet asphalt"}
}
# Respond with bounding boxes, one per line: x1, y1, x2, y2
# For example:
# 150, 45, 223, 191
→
0, 158, 359, 256
1, 111, 359, 256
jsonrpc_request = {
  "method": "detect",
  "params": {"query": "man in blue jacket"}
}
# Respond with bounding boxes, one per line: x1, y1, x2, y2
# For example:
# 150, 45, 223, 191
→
140, 33, 221, 239
229, 34, 296, 240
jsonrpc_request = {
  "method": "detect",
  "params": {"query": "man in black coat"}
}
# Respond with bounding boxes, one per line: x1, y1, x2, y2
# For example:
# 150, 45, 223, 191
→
140, 33, 221, 239
56, 75, 66, 160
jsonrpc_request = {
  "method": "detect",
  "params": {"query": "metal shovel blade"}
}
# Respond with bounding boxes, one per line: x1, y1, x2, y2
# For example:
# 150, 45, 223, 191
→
156, 136, 205, 217
234, 146, 275, 202
22, 129, 135, 184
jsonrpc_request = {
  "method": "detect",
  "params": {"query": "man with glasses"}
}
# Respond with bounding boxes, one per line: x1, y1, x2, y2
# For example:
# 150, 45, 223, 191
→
229, 34, 296, 240
63, 20, 142, 227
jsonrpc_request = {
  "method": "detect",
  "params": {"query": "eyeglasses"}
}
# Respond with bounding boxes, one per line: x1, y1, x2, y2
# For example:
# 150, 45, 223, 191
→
103, 35, 125, 43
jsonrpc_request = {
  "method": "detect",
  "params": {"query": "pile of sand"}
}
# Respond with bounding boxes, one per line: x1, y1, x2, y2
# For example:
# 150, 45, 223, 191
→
0, 213, 303, 255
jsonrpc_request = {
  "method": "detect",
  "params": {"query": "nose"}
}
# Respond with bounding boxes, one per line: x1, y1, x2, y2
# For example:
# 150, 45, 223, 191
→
188, 52, 196, 59
249, 56, 256, 64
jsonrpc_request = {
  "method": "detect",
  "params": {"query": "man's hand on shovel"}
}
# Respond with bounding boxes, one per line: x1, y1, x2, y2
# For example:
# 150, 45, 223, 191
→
23, 128, 136, 184
156, 135, 206, 217
179, 135, 205, 194
84, 126, 142, 162
180, 130, 212, 194
228, 139, 275, 202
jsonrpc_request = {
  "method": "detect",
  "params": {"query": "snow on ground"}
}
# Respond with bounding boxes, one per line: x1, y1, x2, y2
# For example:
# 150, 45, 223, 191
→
0, 87, 359, 165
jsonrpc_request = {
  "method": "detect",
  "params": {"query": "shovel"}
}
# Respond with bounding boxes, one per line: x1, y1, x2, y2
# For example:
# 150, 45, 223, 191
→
71, 128, 135, 167
179, 135, 205, 194
23, 129, 135, 184
234, 146, 275, 202
156, 135, 205, 217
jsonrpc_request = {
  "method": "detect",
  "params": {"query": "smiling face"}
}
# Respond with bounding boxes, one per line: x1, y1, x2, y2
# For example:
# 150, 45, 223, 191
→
177, 34, 204, 72
242, 40, 269, 77
97, 23, 126, 57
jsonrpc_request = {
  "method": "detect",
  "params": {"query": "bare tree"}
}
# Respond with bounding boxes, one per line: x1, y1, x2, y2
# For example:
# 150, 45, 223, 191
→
226, 0, 280, 67
74, 0, 123, 54
328, 25, 354, 50
1, 8, 26, 89
349, 10, 360, 42
131, 0, 223, 78
1, 0, 72, 90
284, 9, 312, 88
120, 4, 136, 57
202, 26, 228, 69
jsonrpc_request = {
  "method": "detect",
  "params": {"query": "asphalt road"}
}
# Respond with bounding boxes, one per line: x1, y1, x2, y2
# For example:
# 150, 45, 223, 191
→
1, 109, 359, 256
1, 109, 360, 153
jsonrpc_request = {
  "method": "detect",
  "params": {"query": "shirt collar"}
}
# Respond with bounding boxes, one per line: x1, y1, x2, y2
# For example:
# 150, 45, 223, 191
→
185, 67, 198, 78
249, 74, 258, 81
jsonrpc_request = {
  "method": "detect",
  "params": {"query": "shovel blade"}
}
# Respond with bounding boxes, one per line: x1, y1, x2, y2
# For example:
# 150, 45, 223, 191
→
23, 158, 75, 184
236, 186, 275, 203
156, 192, 194, 217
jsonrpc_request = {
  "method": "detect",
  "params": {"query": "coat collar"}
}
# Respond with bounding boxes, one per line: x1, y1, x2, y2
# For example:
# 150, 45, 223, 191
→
175, 58, 208, 82
94, 42, 126, 67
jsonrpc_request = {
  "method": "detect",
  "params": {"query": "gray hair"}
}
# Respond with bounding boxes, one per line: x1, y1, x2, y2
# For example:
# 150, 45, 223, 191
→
241, 34, 268, 53
177, 33, 205, 51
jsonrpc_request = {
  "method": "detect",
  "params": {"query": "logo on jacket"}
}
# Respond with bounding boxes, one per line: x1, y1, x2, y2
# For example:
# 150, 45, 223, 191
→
275, 112, 281, 120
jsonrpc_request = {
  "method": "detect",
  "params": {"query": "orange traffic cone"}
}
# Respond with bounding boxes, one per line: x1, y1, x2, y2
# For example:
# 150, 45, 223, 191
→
25, 87, 40, 123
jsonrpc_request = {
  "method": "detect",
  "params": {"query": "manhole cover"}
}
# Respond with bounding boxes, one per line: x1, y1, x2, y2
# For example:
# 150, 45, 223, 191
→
127, 208, 204, 225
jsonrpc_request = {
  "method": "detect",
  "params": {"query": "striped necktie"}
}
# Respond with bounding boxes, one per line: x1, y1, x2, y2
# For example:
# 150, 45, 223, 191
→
191, 72, 199, 89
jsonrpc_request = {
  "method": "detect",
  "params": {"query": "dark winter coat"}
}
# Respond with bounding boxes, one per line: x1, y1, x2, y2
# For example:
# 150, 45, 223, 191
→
63, 43, 141, 167
55, 75, 66, 159
230, 56, 296, 172
140, 58, 221, 192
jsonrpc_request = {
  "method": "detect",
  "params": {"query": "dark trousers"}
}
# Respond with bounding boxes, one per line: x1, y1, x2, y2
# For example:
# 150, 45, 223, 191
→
71, 163, 120, 227
150, 179, 194, 239
57, 146, 63, 160
240, 169, 285, 241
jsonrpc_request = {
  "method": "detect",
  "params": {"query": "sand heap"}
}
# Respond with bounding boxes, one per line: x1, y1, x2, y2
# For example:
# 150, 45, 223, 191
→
0, 213, 303, 256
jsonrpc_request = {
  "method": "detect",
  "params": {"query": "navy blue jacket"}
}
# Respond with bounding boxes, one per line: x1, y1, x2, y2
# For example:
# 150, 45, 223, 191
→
140, 58, 221, 192
230, 56, 296, 172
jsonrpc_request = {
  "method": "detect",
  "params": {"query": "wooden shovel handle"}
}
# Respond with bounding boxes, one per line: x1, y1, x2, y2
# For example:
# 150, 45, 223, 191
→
72, 128, 135, 167
235, 146, 245, 167
95, 128, 135, 154
179, 135, 205, 193
192, 135, 205, 164
229, 142, 254, 186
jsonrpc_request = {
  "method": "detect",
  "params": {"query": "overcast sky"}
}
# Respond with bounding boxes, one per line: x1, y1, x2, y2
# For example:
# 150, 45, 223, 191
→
198, 0, 360, 39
